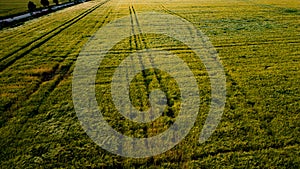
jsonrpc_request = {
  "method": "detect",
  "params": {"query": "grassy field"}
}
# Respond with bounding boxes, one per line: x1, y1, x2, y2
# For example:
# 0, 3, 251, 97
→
0, 0, 299, 168
0, 0, 71, 17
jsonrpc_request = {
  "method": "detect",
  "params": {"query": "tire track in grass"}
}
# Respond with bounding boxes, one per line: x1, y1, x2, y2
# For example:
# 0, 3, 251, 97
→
126, 4, 181, 147
106, 4, 155, 154
129, 5, 145, 67
0, 0, 111, 72
110, 5, 162, 152
103, 5, 145, 148
131, 5, 178, 137
0, 6, 113, 128
131, 5, 167, 136
128, 4, 214, 158
93, 1, 136, 154
129, 4, 199, 140
0, 6, 114, 162
129, 5, 149, 133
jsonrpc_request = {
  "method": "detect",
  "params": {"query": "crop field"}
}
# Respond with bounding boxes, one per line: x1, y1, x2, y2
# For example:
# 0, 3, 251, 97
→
0, 0, 71, 17
0, 0, 299, 168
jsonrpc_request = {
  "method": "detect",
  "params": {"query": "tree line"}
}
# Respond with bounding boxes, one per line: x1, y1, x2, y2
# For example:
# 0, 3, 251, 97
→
28, 0, 86, 14
28, 0, 60, 12
31, 0, 86, 12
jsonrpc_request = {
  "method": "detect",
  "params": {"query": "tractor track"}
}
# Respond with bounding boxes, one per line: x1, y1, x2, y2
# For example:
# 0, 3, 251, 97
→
0, 0, 111, 72
127, 4, 153, 138
129, 5, 164, 95
127, 4, 177, 139
129, 5, 148, 121
0, 3, 113, 128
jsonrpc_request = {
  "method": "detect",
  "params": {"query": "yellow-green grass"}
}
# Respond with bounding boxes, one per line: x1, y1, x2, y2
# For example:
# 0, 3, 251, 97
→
0, 0, 71, 17
0, 0, 299, 168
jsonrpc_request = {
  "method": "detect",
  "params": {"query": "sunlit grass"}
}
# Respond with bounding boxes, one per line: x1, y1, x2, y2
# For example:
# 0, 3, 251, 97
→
0, 0, 299, 167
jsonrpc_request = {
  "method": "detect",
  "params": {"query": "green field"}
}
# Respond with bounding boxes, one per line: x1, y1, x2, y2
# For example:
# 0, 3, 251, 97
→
0, 0, 71, 17
0, 0, 299, 168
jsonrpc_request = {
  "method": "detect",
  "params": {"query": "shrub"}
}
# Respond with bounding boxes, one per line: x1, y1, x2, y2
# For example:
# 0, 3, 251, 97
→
40, 0, 50, 8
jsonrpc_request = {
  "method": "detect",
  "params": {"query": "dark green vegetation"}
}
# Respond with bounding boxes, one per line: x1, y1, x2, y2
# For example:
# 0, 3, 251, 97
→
0, 0, 299, 168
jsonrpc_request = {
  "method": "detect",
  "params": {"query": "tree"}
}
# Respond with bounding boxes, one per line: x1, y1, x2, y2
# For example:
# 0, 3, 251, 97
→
40, 0, 50, 8
28, 1, 36, 14
53, 0, 59, 5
